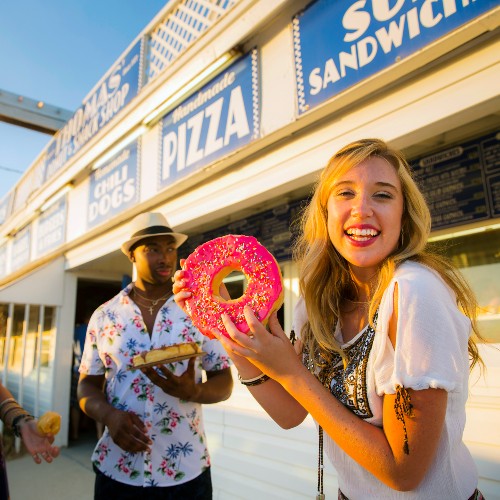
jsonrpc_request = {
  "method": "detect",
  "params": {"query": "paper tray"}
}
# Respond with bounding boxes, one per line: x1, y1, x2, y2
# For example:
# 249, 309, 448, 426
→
130, 351, 205, 370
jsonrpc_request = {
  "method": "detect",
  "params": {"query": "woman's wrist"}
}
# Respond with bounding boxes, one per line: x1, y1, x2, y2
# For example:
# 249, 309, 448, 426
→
13, 413, 35, 437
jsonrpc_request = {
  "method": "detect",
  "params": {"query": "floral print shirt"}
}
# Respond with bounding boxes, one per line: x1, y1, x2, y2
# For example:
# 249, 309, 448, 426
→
80, 284, 230, 487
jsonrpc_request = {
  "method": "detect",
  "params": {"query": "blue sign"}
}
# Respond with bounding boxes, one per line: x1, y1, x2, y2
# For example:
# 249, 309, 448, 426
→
293, 0, 497, 113
11, 225, 31, 272
88, 140, 140, 229
0, 245, 6, 278
159, 49, 260, 189
36, 197, 67, 257
44, 39, 143, 182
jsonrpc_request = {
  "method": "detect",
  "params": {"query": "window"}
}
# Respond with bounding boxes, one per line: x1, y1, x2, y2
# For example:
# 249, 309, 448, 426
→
0, 302, 57, 414
0, 303, 57, 371
24, 305, 40, 376
41, 307, 56, 368
430, 228, 500, 343
9, 305, 25, 370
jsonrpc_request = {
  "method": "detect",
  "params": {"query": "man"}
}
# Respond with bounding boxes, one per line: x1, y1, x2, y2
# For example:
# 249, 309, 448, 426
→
78, 212, 233, 500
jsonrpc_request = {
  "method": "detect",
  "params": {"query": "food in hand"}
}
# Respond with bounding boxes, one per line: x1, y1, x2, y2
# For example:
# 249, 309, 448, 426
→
182, 234, 284, 338
132, 342, 201, 367
37, 411, 61, 435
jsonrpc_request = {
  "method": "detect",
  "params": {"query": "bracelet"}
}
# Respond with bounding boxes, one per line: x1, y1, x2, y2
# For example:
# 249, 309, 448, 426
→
0, 400, 20, 421
12, 413, 34, 438
238, 372, 270, 386
2, 406, 24, 426
0, 398, 16, 412
0, 402, 20, 421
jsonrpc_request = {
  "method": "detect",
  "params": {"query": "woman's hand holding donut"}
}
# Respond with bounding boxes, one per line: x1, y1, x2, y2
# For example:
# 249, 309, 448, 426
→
174, 265, 231, 311
212, 322, 262, 379
210, 307, 266, 377
173, 267, 190, 312
214, 307, 302, 383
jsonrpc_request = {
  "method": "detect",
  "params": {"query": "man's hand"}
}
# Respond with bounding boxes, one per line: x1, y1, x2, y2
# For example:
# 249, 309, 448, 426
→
105, 408, 152, 453
141, 357, 201, 401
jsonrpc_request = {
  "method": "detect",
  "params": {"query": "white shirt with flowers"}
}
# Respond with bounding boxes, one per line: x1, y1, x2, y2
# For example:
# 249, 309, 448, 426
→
80, 284, 230, 487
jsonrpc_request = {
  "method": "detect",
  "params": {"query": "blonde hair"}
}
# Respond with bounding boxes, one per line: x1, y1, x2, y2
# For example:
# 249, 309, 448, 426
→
294, 138, 483, 371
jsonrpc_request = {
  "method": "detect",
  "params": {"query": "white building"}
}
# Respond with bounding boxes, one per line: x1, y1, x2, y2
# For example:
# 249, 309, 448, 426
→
0, 1, 499, 498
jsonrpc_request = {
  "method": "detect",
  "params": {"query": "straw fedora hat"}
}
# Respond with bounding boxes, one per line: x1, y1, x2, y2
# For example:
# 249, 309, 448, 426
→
121, 212, 188, 255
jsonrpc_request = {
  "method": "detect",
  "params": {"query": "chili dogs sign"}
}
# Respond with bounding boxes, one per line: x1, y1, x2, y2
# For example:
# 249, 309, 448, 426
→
159, 49, 260, 188
87, 140, 140, 229
292, 0, 497, 114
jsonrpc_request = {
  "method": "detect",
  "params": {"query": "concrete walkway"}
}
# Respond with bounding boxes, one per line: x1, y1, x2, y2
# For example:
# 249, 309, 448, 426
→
7, 437, 96, 500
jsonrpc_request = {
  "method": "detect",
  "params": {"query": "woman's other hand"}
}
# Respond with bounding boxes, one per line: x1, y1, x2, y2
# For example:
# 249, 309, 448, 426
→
20, 419, 60, 464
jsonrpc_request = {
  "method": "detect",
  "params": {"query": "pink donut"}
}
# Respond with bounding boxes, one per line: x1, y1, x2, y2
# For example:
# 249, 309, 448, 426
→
182, 235, 284, 338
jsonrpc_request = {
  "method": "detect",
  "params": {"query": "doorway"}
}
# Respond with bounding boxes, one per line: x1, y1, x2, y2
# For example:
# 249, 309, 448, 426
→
69, 278, 122, 445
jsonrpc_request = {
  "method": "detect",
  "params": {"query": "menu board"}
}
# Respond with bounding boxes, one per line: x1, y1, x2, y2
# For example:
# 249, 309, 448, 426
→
411, 130, 500, 230
180, 198, 306, 263
482, 133, 500, 217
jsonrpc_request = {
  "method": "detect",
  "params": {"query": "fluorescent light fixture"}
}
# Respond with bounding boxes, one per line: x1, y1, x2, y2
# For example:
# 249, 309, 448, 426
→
92, 125, 146, 171
143, 49, 241, 126
40, 182, 73, 212
428, 222, 500, 242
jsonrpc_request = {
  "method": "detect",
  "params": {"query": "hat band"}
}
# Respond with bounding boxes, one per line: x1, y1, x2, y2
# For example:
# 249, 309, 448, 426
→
131, 226, 174, 238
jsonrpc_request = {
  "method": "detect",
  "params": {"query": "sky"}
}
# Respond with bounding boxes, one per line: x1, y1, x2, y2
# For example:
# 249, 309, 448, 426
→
0, 0, 168, 200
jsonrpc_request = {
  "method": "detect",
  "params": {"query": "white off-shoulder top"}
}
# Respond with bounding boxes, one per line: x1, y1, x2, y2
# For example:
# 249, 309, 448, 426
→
294, 260, 478, 499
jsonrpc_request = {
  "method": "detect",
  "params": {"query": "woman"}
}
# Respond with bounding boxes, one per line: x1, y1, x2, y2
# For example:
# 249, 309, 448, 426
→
0, 382, 59, 498
174, 138, 484, 499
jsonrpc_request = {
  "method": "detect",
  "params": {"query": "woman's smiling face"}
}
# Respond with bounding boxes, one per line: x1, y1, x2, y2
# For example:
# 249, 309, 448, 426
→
326, 156, 404, 278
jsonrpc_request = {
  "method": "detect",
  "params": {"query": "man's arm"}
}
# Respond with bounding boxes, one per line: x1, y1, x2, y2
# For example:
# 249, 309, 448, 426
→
141, 359, 233, 403
78, 373, 151, 453
77, 373, 107, 422
197, 367, 233, 403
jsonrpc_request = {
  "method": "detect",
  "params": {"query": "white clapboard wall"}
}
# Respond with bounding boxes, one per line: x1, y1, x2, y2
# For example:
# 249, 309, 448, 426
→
205, 350, 500, 500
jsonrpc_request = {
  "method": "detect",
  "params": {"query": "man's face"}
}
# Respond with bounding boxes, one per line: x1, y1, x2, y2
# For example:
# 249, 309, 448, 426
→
130, 235, 177, 285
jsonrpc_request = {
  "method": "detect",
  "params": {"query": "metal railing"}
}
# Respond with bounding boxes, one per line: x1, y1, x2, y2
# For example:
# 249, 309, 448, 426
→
145, 0, 238, 85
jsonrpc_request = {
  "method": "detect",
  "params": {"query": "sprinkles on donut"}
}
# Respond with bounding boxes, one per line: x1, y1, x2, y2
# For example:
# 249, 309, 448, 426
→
182, 234, 284, 338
